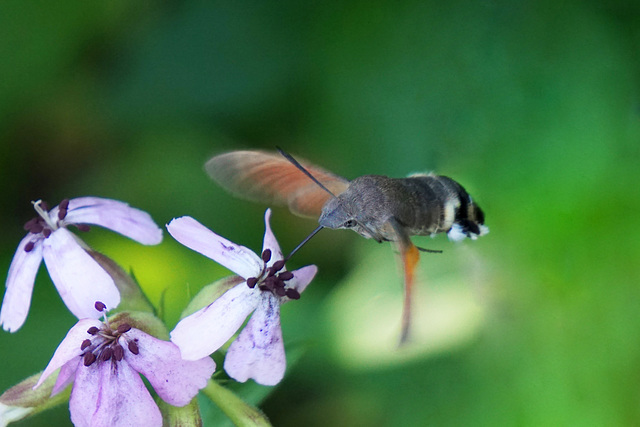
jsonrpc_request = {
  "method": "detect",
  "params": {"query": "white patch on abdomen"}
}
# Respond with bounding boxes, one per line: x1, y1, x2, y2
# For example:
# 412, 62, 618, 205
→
441, 198, 459, 231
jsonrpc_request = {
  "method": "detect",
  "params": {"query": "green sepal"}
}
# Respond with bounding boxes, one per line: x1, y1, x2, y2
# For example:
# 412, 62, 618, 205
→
157, 396, 203, 427
109, 311, 170, 340
87, 249, 156, 314
180, 276, 243, 320
0, 371, 70, 425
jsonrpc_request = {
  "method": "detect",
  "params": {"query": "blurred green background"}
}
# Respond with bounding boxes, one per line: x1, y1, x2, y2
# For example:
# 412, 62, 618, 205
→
1, 0, 639, 426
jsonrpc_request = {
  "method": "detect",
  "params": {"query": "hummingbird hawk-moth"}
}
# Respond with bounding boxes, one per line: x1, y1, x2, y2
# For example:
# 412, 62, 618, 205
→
205, 148, 488, 343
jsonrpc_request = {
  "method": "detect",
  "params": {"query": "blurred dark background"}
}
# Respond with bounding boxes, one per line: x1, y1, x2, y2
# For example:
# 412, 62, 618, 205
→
1, 0, 639, 425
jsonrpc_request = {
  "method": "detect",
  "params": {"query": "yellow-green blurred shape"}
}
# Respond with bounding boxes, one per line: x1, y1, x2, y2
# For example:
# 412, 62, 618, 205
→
326, 240, 488, 369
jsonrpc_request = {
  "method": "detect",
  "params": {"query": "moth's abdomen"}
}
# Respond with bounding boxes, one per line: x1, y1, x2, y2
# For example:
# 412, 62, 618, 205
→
402, 174, 488, 241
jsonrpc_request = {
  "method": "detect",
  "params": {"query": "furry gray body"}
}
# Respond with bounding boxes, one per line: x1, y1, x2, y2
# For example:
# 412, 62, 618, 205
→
319, 174, 485, 242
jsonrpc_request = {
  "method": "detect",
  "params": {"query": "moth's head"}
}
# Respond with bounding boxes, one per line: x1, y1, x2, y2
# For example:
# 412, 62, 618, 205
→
318, 197, 353, 229
319, 196, 383, 241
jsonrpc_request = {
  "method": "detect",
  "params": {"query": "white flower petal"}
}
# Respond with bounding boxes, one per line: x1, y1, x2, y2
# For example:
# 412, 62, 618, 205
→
121, 329, 215, 407
52, 357, 81, 396
287, 265, 318, 296
42, 229, 121, 320
171, 283, 261, 360
0, 235, 43, 332
0, 402, 33, 426
61, 197, 163, 245
261, 209, 283, 261
34, 319, 102, 389
67, 361, 101, 427
224, 293, 286, 386
70, 358, 161, 427
167, 216, 262, 278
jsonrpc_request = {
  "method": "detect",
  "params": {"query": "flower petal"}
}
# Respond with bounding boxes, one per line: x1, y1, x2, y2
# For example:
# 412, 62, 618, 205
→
0, 235, 43, 332
34, 319, 103, 389
167, 216, 262, 278
121, 329, 215, 406
61, 197, 163, 245
67, 361, 101, 427
0, 402, 33, 425
42, 229, 121, 320
70, 359, 162, 427
171, 283, 261, 360
224, 293, 286, 386
261, 209, 283, 261
286, 265, 318, 297
52, 357, 81, 396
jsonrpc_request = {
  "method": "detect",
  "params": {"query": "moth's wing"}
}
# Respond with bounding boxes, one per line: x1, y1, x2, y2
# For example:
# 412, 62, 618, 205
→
205, 150, 350, 218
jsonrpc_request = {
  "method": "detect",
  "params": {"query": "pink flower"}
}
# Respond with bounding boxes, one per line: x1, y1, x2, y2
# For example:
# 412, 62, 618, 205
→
168, 209, 317, 386
34, 310, 215, 427
0, 197, 163, 332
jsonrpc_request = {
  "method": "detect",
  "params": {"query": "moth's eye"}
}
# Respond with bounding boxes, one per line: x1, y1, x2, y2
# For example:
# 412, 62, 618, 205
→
343, 219, 357, 228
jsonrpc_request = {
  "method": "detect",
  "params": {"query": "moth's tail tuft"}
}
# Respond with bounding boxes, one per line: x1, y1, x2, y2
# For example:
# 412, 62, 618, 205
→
447, 202, 488, 241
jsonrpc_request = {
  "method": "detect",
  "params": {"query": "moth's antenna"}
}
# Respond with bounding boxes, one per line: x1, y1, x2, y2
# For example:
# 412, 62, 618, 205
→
276, 146, 338, 198
283, 225, 324, 262
276, 147, 339, 261
416, 246, 443, 254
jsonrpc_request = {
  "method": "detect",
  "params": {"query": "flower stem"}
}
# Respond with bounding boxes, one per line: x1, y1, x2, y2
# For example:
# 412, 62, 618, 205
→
201, 379, 272, 427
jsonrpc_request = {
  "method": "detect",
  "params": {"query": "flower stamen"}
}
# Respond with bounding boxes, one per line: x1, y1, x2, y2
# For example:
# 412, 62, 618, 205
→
31, 200, 58, 231
78, 302, 139, 367
245, 251, 298, 298
57, 199, 70, 220
21, 199, 75, 252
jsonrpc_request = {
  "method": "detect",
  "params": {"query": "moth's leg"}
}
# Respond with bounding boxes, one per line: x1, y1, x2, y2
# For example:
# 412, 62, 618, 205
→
388, 217, 420, 345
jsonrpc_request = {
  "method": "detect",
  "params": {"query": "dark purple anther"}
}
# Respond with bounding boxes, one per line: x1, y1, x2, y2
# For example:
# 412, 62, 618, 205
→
285, 288, 300, 300
263, 276, 277, 290
275, 286, 286, 297
42, 228, 51, 238
94, 301, 106, 312
246, 277, 258, 288
40, 201, 49, 211
117, 324, 131, 334
23, 218, 37, 231
83, 352, 97, 367
30, 223, 44, 234
87, 326, 99, 335
58, 208, 67, 220
278, 271, 293, 281
261, 249, 272, 263
24, 241, 35, 253
113, 344, 124, 361
100, 347, 113, 361
80, 339, 92, 350
59, 199, 70, 210
128, 340, 139, 355
271, 260, 285, 273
